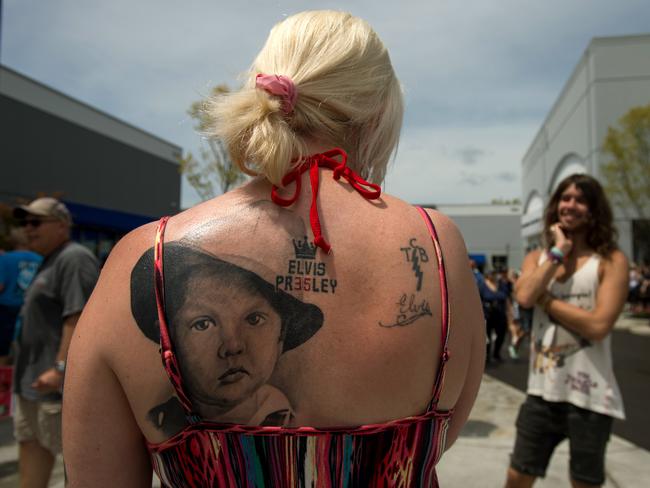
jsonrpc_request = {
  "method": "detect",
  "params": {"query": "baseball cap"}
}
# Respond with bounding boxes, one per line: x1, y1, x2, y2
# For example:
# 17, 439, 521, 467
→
13, 197, 72, 225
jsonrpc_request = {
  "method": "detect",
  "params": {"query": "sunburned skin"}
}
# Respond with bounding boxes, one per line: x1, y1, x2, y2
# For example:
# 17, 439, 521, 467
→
129, 203, 447, 436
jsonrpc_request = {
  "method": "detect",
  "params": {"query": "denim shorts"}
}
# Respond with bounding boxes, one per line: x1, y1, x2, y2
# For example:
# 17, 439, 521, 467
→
510, 394, 613, 485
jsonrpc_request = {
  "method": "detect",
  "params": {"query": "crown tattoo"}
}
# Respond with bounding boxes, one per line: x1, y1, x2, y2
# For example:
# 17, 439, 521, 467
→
292, 236, 317, 260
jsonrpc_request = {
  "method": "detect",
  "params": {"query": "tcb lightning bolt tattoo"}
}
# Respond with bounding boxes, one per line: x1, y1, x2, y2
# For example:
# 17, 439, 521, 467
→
401, 238, 429, 291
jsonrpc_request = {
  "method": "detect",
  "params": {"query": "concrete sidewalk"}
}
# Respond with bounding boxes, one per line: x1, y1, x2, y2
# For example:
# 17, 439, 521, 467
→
0, 377, 648, 487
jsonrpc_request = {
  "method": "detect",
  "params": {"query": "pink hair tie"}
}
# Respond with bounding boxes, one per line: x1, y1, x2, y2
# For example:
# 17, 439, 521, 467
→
255, 74, 297, 115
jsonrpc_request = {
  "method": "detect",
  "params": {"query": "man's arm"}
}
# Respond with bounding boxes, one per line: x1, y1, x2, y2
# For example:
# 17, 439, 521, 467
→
57, 312, 78, 362
542, 250, 629, 341
32, 247, 100, 393
31, 312, 80, 393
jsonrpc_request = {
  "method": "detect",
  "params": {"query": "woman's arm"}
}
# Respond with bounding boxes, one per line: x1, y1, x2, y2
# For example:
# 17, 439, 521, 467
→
424, 210, 485, 449
542, 250, 629, 341
514, 249, 558, 308
444, 313, 485, 449
63, 231, 154, 488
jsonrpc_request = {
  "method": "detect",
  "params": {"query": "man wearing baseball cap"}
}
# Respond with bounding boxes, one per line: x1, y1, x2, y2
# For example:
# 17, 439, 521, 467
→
12, 198, 99, 487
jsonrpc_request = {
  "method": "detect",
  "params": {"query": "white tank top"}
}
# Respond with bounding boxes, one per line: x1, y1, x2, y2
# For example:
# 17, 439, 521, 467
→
527, 253, 625, 419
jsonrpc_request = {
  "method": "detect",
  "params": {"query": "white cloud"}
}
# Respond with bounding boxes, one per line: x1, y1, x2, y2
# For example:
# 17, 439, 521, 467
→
454, 146, 487, 165
384, 121, 538, 204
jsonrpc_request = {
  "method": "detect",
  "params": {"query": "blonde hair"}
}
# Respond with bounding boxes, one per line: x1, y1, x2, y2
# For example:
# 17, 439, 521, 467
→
207, 10, 403, 186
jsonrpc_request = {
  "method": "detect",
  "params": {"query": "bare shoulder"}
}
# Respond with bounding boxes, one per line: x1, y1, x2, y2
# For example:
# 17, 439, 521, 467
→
420, 208, 468, 263
603, 249, 629, 266
522, 248, 544, 271
74, 221, 159, 356
105, 222, 158, 269
421, 207, 458, 234
599, 249, 629, 280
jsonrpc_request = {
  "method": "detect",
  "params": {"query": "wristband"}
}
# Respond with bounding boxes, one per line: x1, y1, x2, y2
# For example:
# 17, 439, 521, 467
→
547, 246, 564, 265
550, 246, 565, 259
54, 360, 66, 374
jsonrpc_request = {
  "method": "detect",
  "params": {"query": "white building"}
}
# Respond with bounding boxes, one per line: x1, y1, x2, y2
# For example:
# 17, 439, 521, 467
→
424, 203, 524, 272
521, 34, 650, 261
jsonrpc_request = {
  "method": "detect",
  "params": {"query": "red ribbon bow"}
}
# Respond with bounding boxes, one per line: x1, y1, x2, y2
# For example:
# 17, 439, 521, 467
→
271, 148, 381, 254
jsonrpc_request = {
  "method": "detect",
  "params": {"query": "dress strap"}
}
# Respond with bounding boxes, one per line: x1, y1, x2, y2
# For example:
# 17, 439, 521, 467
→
271, 148, 381, 254
153, 217, 198, 419
414, 207, 451, 410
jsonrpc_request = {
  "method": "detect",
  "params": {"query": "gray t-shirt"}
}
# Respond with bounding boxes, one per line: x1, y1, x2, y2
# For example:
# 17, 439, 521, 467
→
14, 241, 99, 401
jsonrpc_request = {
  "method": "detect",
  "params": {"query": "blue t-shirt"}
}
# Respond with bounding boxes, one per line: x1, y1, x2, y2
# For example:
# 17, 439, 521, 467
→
0, 250, 42, 308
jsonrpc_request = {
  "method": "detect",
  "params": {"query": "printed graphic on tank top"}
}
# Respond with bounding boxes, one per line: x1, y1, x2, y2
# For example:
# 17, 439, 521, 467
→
528, 253, 625, 419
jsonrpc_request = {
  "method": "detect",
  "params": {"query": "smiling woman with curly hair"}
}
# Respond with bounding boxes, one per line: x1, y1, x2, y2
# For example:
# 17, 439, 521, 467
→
543, 173, 618, 257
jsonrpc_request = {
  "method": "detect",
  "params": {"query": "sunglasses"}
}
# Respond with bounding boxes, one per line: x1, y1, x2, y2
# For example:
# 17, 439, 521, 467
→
18, 218, 59, 228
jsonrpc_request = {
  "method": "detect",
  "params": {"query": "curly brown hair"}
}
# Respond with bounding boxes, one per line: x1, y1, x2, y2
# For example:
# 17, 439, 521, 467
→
543, 174, 618, 257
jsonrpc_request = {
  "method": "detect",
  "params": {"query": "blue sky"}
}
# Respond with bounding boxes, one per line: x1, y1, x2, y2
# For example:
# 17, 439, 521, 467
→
2, 0, 649, 208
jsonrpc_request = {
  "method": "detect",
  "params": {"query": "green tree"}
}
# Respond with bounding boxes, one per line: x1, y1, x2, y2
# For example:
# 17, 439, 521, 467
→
601, 103, 650, 218
179, 85, 245, 201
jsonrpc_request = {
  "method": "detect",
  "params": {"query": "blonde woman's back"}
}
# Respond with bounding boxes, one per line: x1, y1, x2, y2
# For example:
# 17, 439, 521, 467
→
62, 10, 484, 487
64, 170, 484, 486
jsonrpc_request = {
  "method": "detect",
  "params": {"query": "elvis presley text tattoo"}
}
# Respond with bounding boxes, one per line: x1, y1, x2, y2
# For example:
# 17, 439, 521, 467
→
275, 236, 338, 293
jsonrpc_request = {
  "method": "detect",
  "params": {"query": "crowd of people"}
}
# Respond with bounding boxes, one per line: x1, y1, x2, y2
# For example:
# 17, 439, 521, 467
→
0, 9, 641, 488
471, 265, 532, 365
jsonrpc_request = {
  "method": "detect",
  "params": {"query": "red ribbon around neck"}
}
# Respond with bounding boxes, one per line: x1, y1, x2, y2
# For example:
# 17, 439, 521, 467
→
271, 148, 381, 254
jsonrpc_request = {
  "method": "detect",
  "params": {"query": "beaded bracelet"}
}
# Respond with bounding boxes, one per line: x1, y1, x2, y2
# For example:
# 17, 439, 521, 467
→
547, 246, 564, 265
